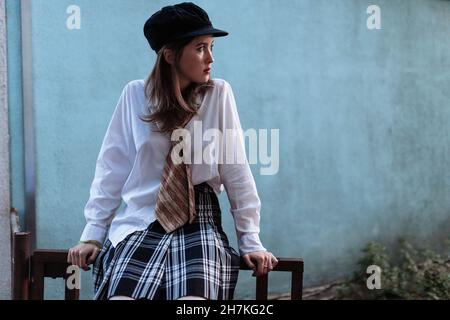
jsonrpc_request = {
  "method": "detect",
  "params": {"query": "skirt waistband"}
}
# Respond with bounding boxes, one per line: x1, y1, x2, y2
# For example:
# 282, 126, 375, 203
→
194, 181, 215, 193
193, 182, 221, 226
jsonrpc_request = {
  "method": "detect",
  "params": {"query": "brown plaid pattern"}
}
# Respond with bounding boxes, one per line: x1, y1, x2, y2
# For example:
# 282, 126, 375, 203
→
155, 116, 196, 233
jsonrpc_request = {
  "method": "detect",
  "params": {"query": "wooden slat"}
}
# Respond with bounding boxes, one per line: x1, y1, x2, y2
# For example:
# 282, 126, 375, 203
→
240, 257, 303, 272
240, 256, 304, 300
33, 249, 71, 264
31, 256, 45, 300
65, 284, 80, 300
33, 249, 80, 300
291, 270, 303, 300
12, 232, 31, 300
16, 247, 303, 300
256, 274, 269, 300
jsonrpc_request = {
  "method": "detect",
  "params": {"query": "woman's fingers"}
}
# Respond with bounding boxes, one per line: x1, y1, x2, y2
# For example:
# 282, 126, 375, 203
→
268, 252, 278, 270
80, 251, 89, 270
242, 253, 263, 277
67, 249, 72, 264
77, 250, 84, 270
242, 254, 256, 271
243, 251, 278, 276
270, 252, 278, 269
67, 244, 98, 271
256, 256, 266, 276
267, 255, 273, 271
259, 252, 277, 275
87, 248, 100, 265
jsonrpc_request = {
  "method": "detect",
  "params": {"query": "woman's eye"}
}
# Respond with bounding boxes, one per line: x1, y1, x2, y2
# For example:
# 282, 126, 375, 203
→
197, 45, 213, 53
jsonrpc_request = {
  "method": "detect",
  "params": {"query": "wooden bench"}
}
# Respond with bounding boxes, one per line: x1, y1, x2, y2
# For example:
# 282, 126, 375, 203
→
12, 231, 303, 300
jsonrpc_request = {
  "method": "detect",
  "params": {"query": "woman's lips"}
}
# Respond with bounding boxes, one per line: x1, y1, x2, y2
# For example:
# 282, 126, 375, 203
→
204, 68, 211, 73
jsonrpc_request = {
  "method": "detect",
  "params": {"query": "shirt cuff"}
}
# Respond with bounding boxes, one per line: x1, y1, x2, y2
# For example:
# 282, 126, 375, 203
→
80, 223, 108, 245
238, 232, 267, 256
79, 240, 103, 249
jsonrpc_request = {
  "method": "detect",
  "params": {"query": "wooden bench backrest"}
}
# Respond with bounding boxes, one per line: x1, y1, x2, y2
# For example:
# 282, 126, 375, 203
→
12, 232, 303, 300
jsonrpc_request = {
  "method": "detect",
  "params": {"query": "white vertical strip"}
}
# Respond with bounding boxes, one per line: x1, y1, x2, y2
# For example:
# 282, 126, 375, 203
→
0, 0, 12, 300
21, 0, 36, 249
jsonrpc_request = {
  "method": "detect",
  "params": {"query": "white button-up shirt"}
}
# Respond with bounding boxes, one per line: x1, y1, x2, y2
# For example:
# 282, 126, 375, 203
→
80, 78, 266, 255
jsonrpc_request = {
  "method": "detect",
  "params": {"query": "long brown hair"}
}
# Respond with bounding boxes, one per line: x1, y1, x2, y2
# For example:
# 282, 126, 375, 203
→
139, 37, 214, 134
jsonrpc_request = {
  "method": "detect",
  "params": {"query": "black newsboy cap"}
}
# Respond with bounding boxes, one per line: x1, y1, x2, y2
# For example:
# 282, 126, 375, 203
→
143, 2, 228, 53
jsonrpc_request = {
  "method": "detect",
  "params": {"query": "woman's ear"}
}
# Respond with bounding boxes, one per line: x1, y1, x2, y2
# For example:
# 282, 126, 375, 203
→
163, 49, 174, 65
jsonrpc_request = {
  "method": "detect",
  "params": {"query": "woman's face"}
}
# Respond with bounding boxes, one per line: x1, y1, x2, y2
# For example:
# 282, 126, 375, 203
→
176, 35, 214, 89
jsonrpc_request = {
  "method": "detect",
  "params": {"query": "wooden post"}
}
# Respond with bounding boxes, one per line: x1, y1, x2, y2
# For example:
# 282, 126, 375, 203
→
12, 232, 31, 300
256, 274, 269, 300
30, 256, 45, 300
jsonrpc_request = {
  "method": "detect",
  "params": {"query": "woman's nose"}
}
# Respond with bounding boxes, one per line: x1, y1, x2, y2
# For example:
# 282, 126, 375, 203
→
206, 49, 214, 64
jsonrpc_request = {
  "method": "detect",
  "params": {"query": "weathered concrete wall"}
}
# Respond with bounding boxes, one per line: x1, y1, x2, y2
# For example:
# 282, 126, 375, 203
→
0, 0, 12, 300
6, 0, 450, 299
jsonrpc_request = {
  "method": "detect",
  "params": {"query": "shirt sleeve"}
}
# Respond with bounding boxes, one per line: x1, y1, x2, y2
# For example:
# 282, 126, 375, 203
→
218, 81, 267, 256
80, 83, 136, 245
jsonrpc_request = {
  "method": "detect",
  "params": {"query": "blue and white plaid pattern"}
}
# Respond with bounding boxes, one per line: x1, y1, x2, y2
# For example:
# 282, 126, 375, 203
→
92, 182, 240, 300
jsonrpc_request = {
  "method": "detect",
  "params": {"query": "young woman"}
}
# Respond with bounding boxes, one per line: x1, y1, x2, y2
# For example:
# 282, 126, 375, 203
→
68, 2, 277, 300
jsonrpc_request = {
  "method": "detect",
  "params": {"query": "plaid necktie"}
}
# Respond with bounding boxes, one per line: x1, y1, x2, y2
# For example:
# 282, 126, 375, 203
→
155, 116, 196, 233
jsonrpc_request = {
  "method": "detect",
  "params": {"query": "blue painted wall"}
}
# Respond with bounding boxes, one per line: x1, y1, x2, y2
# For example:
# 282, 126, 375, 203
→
7, 0, 450, 299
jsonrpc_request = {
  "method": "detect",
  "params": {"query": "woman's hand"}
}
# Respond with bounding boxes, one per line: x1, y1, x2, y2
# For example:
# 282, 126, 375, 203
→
67, 243, 101, 271
242, 250, 278, 277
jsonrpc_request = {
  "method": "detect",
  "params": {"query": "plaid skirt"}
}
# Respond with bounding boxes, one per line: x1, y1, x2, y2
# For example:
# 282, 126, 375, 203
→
92, 182, 241, 300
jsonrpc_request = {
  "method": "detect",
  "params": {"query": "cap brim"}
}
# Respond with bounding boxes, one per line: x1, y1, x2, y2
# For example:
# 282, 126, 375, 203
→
173, 26, 229, 41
